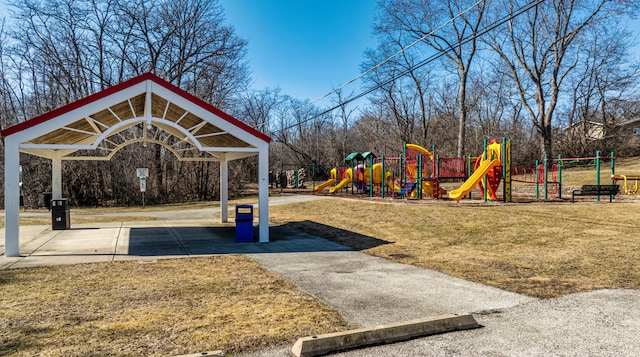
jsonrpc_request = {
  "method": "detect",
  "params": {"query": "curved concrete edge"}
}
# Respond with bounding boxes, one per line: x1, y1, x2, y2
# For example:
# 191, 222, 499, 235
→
291, 313, 480, 357
172, 350, 224, 357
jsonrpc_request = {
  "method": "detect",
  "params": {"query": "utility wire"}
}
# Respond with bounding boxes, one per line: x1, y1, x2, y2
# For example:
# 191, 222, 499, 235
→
292, 0, 488, 114
278, 0, 546, 132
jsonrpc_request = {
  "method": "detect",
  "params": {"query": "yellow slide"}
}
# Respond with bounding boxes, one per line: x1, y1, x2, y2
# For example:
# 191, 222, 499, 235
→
406, 143, 434, 160
385, 180, 401, 193
314, 168, 337, 192
449, 159, 501, 200
329, 168, 352, 193
422, 181, 447, 197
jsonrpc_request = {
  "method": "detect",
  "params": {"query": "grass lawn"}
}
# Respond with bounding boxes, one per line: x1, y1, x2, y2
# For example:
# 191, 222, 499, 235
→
1, 160, 639, 355
270, 198, 640, 298
0, 257, 348, 356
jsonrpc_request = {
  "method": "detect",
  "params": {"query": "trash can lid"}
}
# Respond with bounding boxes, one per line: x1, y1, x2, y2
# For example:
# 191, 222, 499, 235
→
236, 205, 253, 214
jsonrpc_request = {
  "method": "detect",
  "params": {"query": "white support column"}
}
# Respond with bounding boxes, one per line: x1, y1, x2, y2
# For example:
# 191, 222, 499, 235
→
258, 148, 269, 243
52, 152, 63, 199
4, 135, 21, 257
220, 160, 229, 223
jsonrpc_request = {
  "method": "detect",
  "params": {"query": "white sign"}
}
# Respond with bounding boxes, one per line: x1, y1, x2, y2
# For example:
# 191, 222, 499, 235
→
139, 177, 147, 192
136, 168, 149, 177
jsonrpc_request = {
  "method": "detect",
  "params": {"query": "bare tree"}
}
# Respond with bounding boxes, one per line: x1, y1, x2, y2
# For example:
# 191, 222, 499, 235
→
485, 0, 635, 159
375, 0, 486, 157
332, 88, 358, 160
4, 0, 253, 206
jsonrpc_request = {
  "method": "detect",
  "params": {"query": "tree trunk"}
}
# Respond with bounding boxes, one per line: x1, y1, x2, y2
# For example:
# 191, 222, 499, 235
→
457, 71, 467, 158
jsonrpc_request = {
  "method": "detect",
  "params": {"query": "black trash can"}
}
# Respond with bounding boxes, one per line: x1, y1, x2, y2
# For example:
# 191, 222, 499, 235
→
51, 199, 70, 230
43, 192, 52, 210
235, 205, 254, 242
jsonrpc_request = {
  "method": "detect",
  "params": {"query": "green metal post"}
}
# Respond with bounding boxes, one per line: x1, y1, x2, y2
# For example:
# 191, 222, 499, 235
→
400, 154, 404, 199
369, 155, 374, 198
557, 155, 562, 199
596, 151, 601, 201
611, 151, 615, 201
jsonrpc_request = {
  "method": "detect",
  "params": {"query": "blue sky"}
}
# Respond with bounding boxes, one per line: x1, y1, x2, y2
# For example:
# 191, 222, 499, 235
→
219, 0, 378, 103
1, 0, 638, 106
0, 0, 378, 105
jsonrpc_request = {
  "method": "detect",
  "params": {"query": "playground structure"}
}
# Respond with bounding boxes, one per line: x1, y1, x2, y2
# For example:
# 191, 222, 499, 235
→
511, 159, 559, 200
449, 139, 512, 202
543, 151, 617, 201
313, 143, 460, 199
449, 142, 622, 203
295, 139, 629, 203
612, 174, 640, 194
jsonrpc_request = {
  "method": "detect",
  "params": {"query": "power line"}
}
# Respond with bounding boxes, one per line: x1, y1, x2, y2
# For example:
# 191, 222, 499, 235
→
292, 0, 488, 115
278, 0, 546, 132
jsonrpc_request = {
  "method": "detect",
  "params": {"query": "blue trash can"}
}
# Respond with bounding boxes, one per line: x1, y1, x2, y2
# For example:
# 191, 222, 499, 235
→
235, 205, 254, 242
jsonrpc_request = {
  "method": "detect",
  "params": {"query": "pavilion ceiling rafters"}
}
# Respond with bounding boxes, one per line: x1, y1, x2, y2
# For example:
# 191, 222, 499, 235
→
15, 81, 258, 161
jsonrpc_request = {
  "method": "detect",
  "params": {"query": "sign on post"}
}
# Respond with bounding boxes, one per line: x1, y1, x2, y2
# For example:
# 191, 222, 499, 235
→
136, 168, 148, 208
136, 168, 149, 177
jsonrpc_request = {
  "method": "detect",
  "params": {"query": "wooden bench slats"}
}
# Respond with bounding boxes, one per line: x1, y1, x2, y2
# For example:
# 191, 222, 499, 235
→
572, 185, 620, 202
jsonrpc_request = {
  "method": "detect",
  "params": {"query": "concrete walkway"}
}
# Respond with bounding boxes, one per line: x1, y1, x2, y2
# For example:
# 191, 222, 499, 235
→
2, 195, 640, 356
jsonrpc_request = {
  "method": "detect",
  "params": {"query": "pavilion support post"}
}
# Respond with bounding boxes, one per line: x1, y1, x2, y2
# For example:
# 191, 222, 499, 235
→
258, 149, 269, 243
220, 160, 229, 223
4, 135, 21, 257
52, 152, 63, 199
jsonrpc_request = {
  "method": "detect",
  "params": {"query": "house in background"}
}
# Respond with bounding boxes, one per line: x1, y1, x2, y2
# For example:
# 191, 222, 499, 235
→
558, 116, 640, 156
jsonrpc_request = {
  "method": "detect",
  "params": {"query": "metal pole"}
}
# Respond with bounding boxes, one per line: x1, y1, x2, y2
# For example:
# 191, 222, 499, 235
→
279, 162, 284, 193
467, 154, 472, 200
417, 154, 423, 200
543, 154, 548, 200
611, 151, 615, 201
369, 155, 374, 198
403, 142, 407, 200
483, 139, 488, 203
596, 151, 601, 202
536, 160, 540, 200
312, 163, 316, 191
557, 154, 563, 200
381, 154, 386, 199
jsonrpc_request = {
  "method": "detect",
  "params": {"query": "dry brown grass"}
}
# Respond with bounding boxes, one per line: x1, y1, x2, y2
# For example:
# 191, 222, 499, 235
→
0, 256, 348, 356
2, 159, 639, 355
271, 198, 640, 299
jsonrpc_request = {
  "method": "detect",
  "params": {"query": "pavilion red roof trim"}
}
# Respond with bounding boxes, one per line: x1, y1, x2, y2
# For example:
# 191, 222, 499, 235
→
0, 72, 271, 143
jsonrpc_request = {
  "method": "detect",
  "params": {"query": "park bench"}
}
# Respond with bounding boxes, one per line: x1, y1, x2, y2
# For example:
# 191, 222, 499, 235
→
571, 184, 620, 203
